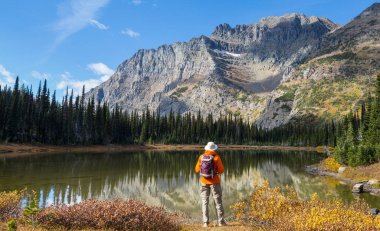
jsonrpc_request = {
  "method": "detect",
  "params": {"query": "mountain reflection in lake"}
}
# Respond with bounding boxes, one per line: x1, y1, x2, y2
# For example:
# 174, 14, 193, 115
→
1, 150, 379, 220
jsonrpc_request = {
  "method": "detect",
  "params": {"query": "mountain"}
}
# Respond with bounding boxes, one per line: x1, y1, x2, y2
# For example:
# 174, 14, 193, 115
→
86, 3, 380, 129
257, 3, 380, 128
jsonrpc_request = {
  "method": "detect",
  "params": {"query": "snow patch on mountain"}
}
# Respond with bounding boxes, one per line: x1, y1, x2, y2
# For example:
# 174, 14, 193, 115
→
212, 49, 242, 57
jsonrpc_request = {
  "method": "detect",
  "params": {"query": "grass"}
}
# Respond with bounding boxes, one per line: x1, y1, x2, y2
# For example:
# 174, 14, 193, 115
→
236, 93, 248, 102
342, 162, 380, 181
294, 77, 371, 120
170, 86, 189, 98
274, 90, 296, 103
313, 52, 358, 65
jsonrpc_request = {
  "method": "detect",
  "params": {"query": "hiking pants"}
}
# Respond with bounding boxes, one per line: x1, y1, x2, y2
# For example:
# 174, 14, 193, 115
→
200, 183, 225, 224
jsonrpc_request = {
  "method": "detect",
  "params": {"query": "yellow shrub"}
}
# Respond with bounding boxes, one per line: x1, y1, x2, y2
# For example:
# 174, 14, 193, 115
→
321, 157, 341, 172
375, 216, 380, 229
372, 183, 380, 189
231, 181, 378, 230
0, 190, 23, 221
230, 181, 300, 230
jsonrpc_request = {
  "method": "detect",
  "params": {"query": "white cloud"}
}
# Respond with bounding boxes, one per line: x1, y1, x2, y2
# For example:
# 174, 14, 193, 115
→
121, 28, 140, 38
0, 64, 15, 86
31, 70, 51, 80
89, 19, 109, 30
87, 62, 114, 81
52, 0, 110, 49
57, 63, 113, 96
57, 71, 102, 96
131, 0, 142, 5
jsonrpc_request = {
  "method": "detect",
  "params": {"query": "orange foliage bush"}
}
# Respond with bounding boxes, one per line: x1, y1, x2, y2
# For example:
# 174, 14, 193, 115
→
37, 199, 181, 231
231, 181, 380, 231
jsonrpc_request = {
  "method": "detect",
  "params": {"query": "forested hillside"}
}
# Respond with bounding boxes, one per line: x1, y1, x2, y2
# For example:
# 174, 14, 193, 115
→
335, 73, 380, 166
0, 78, 334, 146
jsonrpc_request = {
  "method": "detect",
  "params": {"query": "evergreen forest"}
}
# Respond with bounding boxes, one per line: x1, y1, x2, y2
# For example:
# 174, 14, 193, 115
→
0, 77, 336, 146
334, 74, 380, 166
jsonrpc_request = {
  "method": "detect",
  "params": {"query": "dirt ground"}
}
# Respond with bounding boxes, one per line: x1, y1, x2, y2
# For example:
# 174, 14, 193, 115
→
0, 143, 317, 157
182, 222, 251, 230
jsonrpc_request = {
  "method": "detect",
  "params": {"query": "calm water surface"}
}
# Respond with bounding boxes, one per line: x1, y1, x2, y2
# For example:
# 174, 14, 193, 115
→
1, 150, 379, 220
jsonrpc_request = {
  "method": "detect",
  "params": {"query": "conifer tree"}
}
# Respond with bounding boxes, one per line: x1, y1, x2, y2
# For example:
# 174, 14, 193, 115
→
0, 78, 343, 147
7, 77, 20, 141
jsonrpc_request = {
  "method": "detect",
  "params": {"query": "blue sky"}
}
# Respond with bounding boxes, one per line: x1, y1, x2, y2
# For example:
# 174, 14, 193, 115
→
0, 0, 377, 99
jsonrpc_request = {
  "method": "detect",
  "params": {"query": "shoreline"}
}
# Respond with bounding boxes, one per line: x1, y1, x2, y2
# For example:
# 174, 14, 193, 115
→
0, 143, 317, 157
306, 165, 356, 184
306, 164, 380, 197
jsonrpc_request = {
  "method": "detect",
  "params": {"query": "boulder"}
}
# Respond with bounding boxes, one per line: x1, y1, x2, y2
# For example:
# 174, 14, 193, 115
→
363, 183, 373, 193
370, 189, 380, 196
370, 208, 379, 216
352, 183, 364, 193
368, 179, 379, 185
338, 167, 346, 174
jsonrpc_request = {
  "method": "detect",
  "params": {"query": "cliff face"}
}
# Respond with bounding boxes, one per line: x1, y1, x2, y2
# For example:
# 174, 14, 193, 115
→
257, 3, 380, 129
86, 4, 380, 129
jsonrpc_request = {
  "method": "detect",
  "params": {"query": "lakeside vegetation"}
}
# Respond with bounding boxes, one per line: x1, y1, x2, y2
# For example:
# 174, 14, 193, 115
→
0, 190, 181, 231
3, 182, 380, 231
231, 181, 380, 230
334, 73, 380, 166
0, 78, 335, 146
319, 157, 380, 186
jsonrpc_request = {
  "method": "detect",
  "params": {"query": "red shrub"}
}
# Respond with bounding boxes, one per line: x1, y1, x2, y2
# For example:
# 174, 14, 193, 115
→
37, 199, 181, 230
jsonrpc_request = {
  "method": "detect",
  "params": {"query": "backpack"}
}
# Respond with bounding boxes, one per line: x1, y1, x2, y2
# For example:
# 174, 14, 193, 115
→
200, 154, 215, 178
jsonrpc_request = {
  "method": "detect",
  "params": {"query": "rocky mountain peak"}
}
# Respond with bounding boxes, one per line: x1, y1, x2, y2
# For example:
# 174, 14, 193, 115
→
86, 11, 340, 117
257, 13, 333, 27
212, 23, 233, 37
315, 2, 380, 56
259, 13, 304, 27
357, 2, 380, 18
85, 5, 378, 130
210, 14, 339, 46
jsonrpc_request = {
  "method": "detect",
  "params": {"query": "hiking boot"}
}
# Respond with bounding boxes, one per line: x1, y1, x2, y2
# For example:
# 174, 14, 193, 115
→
218, 220, 227, 226
202, 222, 208, 228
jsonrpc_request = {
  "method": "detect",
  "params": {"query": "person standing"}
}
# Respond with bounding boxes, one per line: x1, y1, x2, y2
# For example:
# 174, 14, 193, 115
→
195, 141, 227, 227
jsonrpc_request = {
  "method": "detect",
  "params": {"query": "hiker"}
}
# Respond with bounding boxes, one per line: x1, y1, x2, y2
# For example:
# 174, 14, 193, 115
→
195, 141, 227, 227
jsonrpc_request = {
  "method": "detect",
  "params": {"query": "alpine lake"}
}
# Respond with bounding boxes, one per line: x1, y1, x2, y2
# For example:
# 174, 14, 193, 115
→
1, 150, 380, 221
